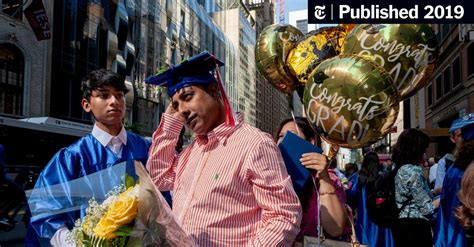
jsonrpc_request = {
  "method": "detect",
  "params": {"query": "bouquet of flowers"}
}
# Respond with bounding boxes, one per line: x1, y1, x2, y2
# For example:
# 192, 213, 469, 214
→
28, 161, 194, 246
67, 183, 139, 246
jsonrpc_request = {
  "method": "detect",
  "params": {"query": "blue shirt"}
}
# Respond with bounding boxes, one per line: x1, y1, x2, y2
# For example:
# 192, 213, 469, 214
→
434, 154, 454, 190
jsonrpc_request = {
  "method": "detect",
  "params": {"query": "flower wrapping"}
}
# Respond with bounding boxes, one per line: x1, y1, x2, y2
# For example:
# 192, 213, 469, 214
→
28, 161, 194, 246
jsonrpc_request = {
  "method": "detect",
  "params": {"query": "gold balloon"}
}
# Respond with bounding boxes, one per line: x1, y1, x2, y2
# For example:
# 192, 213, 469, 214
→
342, 24, 438, 100
339, 24, 357, 33
287, 26, 347, 85
256, 24, 303, 94
303, 55, 400, 149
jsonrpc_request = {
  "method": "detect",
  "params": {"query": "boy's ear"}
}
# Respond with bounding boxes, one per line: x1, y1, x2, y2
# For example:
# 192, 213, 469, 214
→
81, 98, 92, 113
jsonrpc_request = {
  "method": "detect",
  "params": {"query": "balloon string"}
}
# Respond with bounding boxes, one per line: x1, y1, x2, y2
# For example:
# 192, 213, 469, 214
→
291, 111, 301, 137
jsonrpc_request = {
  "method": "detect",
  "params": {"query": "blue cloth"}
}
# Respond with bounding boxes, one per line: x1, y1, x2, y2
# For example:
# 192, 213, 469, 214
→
434, 154, 454, 190
434, 164, 466, 247
448, 113, 474, 133
144, 51, 224, 97
26, 132, 171, 245
278, 131, 322, 194
347, 174, 395, 247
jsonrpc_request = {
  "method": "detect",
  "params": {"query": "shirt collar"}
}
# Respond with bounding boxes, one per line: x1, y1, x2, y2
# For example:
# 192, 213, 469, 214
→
92, 124, 127, 147
196, 113, 244, 146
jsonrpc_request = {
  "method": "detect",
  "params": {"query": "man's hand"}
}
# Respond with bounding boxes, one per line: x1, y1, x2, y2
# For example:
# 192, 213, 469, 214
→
166, 103, 186, 123
433, 198, 440, 209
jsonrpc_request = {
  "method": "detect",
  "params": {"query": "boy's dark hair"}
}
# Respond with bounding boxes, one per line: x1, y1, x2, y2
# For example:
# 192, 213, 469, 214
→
81, 69, 129, 100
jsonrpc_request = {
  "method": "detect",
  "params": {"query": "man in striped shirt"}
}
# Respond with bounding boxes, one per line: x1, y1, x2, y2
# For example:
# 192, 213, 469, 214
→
145, 51, 302, 246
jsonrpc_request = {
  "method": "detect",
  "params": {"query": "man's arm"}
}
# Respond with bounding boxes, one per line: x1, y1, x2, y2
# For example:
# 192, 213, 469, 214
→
146, 113, 184, 191
245, 140, 302, 246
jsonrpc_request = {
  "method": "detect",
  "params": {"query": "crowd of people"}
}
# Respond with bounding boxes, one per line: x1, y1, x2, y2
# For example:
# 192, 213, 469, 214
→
25, 52, 474, 246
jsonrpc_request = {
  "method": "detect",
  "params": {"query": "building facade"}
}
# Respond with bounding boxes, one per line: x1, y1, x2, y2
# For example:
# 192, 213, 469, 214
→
0, 0, 51, 118
423, 24, 474, 158
287, 9, 318, 34
214, 6, 257, 126
248, 0, 291, 135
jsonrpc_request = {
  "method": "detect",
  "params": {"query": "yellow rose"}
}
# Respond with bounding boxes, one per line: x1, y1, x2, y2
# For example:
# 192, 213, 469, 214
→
93, 186, 139, 239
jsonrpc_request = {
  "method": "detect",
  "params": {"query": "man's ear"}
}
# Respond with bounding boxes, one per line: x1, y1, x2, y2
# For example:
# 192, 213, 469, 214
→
208, 83, 220, 99
81, 98, 92, 113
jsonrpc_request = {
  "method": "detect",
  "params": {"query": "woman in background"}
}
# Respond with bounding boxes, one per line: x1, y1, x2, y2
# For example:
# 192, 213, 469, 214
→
275, 117, 348, 243
391, 129, 439, 247
347, 152, 395, 247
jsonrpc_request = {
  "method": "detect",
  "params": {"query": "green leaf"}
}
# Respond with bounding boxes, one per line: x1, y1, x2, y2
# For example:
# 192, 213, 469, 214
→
115, 224, 134, 237
125, 174, 135, 188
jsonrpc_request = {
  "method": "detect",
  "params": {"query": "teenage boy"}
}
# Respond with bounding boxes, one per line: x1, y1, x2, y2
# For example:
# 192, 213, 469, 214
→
28, 69, 152, 246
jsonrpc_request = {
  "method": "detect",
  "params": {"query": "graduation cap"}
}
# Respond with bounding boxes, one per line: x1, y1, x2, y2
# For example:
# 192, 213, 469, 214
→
145, 51, 236, 126
449, 113, 474, 141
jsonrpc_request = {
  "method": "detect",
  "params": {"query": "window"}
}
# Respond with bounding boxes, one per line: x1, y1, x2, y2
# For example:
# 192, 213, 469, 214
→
452, 57, 461, 88
468, 44, 474, 77
296, 19, 308, 34
435, 75, 442, 100
0, 44, 24, 115
180, 10, 185, 28
427, 84, 433, 106
443, 66, 451, 95
2, 0, 22, 20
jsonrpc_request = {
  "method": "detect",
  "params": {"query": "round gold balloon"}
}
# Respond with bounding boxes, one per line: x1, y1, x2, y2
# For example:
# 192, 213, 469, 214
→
287, 26, 347, 85
342, 24, 438, 100
256, 24, 303, 94
303, 55, 400, 149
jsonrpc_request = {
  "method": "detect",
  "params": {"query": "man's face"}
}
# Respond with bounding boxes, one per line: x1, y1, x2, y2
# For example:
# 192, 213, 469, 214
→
81, 85, 125, 127
450, 129, 463, 144
171, 85, 223, 135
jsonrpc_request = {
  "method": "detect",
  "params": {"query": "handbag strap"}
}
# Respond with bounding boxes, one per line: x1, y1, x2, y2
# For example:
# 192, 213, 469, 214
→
313, 176, 360, 246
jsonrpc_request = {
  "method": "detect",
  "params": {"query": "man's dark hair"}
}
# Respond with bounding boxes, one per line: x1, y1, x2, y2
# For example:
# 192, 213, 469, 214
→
81, 69, 129, 100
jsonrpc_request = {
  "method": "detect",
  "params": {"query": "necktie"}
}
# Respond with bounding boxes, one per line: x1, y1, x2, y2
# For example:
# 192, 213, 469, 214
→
110, 137, 122, 156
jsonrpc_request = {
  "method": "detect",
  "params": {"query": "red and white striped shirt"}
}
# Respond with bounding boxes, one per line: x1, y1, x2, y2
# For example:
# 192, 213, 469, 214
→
147, 113, 302, 246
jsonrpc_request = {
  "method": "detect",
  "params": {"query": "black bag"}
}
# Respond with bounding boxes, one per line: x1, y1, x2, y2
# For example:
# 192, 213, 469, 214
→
366, 171, 400, 228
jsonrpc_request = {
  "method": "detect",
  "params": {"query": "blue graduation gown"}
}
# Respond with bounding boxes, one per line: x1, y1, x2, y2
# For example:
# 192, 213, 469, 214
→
434, 165, 466, 247
347, 175, 395, 247
26, 132, 163, 245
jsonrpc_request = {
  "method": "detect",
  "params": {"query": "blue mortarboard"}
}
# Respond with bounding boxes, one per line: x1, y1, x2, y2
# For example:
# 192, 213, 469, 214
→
144, 51, 224, 97
278, 131, 323, 195
449, 113, 474, 141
